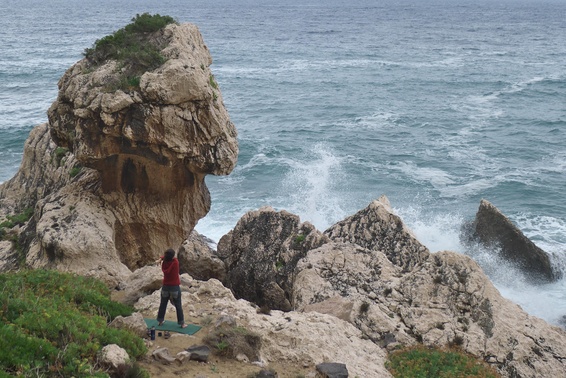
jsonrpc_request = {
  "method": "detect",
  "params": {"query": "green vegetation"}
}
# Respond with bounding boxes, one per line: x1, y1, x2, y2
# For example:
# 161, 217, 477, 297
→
209, 74, 218, 90
0, 270, 147, 377
386, 345, 501, 378
69, 166, 82, 178
0, 208, 33, 232
84, 13, 177, 90
54, 146, 69, 167
294, 234, 306, 244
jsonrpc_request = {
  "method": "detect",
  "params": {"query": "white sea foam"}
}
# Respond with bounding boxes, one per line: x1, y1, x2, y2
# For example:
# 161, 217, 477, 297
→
400, 204, 566, 326
283, 144, 346, 231
394, 161, 455, 189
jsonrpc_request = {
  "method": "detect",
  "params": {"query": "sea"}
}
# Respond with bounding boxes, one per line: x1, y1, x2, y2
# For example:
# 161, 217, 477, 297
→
1, 0, 565, 325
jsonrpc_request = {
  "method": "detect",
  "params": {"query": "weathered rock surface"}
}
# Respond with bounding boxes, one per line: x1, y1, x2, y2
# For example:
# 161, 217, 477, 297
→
135, 277, 392, 377
324, 195, 430, 272
178, 230, 226, 281
0, 23, 237, 284
217, 206, 329, 311
108, 312, 148, 339
218, 198, 566, 378
98, 344, 130, 370
465, 199, 558, 282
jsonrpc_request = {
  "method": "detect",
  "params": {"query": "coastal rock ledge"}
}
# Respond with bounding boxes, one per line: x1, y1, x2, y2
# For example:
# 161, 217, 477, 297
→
0, 22, 237, 285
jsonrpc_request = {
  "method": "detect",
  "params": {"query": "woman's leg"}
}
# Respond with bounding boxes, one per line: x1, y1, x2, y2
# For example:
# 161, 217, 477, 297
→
173, 286, 185, 326
157, 288, 170, 323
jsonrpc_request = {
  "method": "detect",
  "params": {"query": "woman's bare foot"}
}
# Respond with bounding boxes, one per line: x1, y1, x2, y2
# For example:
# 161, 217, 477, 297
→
180, 323, 188, 329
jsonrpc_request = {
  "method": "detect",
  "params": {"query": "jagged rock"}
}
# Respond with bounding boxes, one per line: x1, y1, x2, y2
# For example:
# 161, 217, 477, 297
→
98, 344, 130, 370
315, 362, 348, 378
293, 242, 414, 347
324, 195, 429, 272
466, 199, 558, 282
293, 238, 566, 377
217, 206, 329, 311
108, 312, 148, 338
184, 345, 211, 362
0, 23, 238, 284
152, 347, 176, 364
178, 230, 226, 281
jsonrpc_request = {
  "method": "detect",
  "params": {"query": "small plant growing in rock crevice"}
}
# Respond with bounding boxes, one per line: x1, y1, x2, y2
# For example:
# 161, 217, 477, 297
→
69, 166, 82, 178
359, 301, 370, 314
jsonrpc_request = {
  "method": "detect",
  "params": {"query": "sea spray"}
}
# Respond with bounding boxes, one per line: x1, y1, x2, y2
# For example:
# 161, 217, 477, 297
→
283, 143, 347, 231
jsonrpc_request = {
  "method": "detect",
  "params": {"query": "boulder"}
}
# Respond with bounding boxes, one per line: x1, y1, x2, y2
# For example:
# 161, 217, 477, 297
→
119, 265, 163, 305
316, 362, 348, 378
184, 345, 211, 362
324, 195, 429, 272
108, 312, 148, 338
217, 206, 329, 311
466, 199, 558, 282
0, 22, 238, 285
152, 347, 176, 364
178, 230, 226, 281
98, 344, 130, 370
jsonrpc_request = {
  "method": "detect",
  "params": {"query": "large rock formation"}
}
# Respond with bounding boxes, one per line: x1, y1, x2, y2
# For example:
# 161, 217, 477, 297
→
324, 195, 430, 272
218, 197, 566, 377
217, 207, 329, 311
465, 199, 558, 282
0, 22, 238, 285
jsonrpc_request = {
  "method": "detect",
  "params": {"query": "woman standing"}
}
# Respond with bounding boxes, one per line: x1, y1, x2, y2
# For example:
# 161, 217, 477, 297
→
156, 248, 188, 328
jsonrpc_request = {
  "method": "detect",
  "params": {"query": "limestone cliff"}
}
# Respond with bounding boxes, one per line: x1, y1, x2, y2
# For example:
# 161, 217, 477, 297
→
0, 22, 238, 285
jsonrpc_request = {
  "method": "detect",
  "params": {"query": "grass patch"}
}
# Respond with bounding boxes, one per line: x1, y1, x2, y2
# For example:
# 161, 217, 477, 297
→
0, 269, 147, 377
84, 13, 177, 90
386, 345, 501, 378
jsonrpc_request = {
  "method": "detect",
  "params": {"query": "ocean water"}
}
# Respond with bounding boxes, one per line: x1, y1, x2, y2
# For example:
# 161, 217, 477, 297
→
1, 0, 565, 324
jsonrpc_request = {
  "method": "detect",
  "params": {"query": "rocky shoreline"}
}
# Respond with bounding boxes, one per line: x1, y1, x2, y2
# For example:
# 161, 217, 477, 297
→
1, 19, 566, 378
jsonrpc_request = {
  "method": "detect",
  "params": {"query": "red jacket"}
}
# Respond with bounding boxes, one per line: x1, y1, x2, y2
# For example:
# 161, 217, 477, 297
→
162, 258, 181, 286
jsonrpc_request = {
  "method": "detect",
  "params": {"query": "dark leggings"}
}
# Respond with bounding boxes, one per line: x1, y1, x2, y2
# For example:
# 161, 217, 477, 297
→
156, 285, 184, 325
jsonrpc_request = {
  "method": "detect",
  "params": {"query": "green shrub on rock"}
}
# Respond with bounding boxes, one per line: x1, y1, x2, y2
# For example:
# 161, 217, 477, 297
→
83, 13, 177, 90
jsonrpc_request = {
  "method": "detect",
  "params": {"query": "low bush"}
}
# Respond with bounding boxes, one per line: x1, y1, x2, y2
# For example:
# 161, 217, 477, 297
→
83, 13, 176, 90
0, 270, 147, 377
386, 345, 501, 378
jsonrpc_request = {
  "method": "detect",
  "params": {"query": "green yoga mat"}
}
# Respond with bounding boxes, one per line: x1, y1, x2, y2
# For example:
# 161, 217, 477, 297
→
144, 319, 201, 335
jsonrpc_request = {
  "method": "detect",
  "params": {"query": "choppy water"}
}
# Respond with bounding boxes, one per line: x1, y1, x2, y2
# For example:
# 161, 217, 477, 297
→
1, 0, 565, 324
